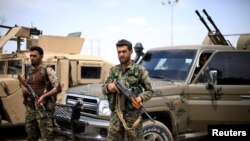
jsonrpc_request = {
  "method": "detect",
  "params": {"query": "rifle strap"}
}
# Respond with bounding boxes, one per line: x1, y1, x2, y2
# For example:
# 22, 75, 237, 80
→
115, 92, 141, 131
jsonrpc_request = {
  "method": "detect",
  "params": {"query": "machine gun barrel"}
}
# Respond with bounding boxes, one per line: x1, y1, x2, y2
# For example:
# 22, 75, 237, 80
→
0, 25, 13, 29
18, 74, 49, 118
115, 80, 155, 123
202, 9, 229, 45
195, 10, 211, 32
202, 9, 219, 32
196, 9, 229, 45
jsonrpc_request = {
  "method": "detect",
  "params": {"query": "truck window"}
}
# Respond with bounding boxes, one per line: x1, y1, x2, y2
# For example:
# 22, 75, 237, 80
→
198, 52, 250, 85
140, 50, 196, 81
192, 52, 212, 82
46, 64, 55, 70
7, 60, 22, 74
0, 61, 5, 74
81, 66, 101, 79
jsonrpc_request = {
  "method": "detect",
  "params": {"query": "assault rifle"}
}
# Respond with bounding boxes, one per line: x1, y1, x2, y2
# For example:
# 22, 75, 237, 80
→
115, 80, 155, 123
18, 74, 49, 118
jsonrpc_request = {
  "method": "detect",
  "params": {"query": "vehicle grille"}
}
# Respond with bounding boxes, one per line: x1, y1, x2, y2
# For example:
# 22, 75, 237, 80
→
53, 104, 73, 121
66, 93, 99, 116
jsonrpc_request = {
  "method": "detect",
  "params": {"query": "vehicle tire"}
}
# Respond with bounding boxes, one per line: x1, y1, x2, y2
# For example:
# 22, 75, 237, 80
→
143, 120, 173, 141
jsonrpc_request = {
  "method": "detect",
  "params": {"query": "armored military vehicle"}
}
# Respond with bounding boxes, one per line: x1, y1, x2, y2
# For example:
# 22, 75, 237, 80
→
0, 25, 113, 125
53, 9, 250, 141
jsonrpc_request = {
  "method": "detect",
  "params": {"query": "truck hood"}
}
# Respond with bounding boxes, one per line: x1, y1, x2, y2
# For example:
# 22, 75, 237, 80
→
67, 83, 105, 99
67, 78, 180, 99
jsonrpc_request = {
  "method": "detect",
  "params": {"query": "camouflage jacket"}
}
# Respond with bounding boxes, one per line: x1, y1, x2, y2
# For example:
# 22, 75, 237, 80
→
102, 62, 153, 111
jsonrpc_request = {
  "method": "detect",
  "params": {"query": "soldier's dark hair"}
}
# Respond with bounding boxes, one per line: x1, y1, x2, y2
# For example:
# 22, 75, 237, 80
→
30, 46, 44, 55
116, 39, 132, 51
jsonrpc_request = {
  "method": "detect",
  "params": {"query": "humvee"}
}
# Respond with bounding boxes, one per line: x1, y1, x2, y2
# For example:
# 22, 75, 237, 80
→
53, 10, 250, 141
0, 25, 113, 125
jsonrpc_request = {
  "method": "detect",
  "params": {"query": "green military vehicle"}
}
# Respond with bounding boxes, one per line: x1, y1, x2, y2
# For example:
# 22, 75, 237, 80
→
53, 10, 250, 141
0, 25, 113, 125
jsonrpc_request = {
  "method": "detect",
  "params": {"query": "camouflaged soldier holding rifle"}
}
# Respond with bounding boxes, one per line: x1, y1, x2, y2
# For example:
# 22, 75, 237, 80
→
21, 46, 61, 141
102, 39, 153, 141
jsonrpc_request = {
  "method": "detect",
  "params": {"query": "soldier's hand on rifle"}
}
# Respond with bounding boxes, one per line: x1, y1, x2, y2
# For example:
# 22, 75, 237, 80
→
131, 96, 143, 109
21, 87, 29, 95
107, 83, 119, 93
37, 95, 45, 107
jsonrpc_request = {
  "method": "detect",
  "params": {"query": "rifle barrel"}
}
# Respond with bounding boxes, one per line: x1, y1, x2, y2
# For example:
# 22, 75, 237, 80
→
141, 106, 155, 123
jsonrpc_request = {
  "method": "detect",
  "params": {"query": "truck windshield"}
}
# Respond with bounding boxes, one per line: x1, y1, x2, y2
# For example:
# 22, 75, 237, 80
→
140, 50, 196, 81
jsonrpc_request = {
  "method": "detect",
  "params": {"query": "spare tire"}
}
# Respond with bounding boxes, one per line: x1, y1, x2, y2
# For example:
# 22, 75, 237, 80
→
143, 120, 173, 141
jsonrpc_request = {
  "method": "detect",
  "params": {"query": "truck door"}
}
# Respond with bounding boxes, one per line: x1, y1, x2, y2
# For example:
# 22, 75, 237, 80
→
0, 59, 26, 124
187, 51, 250, 131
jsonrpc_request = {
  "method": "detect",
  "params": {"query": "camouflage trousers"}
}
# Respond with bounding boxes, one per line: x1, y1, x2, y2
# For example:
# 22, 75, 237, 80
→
108, 110, 143, 141
25, 105, 54, 141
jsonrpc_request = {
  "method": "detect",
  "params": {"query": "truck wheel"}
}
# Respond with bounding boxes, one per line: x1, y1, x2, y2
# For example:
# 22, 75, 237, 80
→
143, 120, 173, 141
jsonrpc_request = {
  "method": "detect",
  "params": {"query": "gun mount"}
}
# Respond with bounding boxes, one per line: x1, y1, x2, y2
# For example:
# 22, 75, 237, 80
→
0, 24, 42, 53
0, 24, 42, 36
195, 9, 230, 46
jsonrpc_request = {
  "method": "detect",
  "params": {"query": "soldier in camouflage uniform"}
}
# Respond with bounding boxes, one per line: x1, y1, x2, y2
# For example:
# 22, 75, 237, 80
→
102, 39, 153, 141
21, 46, 61, 141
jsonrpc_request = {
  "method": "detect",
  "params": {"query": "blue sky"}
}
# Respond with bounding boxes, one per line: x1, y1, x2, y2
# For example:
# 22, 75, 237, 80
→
0, 0, 249, 64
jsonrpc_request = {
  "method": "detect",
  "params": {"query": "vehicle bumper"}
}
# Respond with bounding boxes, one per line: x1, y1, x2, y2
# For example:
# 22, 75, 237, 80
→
54, 115, 110, 141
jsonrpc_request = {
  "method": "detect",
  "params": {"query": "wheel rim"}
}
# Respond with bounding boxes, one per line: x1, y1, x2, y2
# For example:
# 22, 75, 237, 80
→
144, 132, 165, 141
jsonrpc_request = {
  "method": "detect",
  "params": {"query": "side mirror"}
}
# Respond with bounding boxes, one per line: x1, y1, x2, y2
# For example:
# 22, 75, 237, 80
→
206, 70, 217, 89
209, 70, 217, 84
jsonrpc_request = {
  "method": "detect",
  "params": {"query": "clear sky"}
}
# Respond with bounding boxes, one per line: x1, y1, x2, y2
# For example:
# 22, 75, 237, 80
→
0, 0, 249, 64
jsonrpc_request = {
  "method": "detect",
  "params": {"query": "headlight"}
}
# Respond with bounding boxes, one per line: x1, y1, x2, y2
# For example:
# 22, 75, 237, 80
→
98, 100, 111, 116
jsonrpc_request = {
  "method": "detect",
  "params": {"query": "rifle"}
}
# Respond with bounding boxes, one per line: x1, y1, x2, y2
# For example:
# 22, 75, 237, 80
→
18, 74, 49, 118
115, 80, 155, 123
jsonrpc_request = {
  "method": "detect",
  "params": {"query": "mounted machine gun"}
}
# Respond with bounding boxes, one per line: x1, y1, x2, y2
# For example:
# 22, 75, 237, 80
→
195, 9, 230, 46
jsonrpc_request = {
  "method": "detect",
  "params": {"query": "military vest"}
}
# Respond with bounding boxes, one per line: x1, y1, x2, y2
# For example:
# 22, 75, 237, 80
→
27, 64, 52, 97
